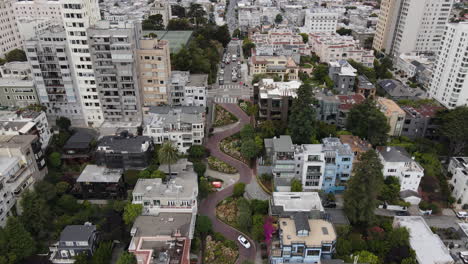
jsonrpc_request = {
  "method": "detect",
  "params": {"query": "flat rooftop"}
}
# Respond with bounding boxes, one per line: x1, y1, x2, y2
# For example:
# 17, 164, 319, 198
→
142, 30, 193, 53
0, 156, 20, 175
77, 165, 123, 183
132, 213, 192, 238
272, 192, 324, 213
394, 216, 453, 264
279, 218, 336, 247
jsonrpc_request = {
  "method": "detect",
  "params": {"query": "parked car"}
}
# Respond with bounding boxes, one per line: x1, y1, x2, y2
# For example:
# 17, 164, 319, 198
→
232, 54, 237, 62
237, 235, 251, 248
219, 77, 224, 85
221, 63, 225, 68
220, 69, 224, 75
396, 211, 410, 216
237, 72, 241, 78
457, 211, 468, 219
237, 61, 241, 65
232, 76, 237, 82
460, 251, 468, 264
323, 201, 336, 208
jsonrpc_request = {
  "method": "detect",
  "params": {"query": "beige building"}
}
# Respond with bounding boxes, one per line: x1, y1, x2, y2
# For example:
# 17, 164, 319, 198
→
250, 55, 299, 81
137, 36, 171, 107
377, 97, 405, 137
0, 0, 22, 57
373, 0, 401, 53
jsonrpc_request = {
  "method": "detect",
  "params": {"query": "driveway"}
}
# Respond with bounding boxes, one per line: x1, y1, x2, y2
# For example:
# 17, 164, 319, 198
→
199, 103, 256, 263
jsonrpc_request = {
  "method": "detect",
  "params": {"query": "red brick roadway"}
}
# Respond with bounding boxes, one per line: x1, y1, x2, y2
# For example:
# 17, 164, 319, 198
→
199, 103, 256, 263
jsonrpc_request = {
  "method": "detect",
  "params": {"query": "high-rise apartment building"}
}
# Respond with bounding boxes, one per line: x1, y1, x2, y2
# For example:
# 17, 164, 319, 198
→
25, 25, 85, 125
428, 22, 468, 108
302, 8, 338, 34
0, 0, 22, 57
14, 0, 62, 20
59, 0, 104, 127
137, 36, 171, 107
373, 0, 453, 56
88, 21, 143, 123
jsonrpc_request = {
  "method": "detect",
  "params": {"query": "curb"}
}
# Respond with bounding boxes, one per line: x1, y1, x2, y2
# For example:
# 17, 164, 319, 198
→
255, 174, 272, 195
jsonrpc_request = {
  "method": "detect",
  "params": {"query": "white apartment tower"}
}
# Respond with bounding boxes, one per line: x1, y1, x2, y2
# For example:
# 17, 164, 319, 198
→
428, 22, 468, 108
373, 0, 453, 56
59, 0, 104, 127
0, 0, 22, 57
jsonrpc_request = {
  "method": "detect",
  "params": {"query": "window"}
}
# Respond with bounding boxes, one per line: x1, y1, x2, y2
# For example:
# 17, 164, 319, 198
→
65, 241, 74, 246
388, 169, 397, 173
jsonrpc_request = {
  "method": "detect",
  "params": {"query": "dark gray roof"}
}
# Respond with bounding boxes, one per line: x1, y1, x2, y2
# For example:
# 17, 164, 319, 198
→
293, 212, 310, 232
377, 146, 412, 163
148, 105, 205, 115
377, 79, 425, 99
98, 135, 152, 153
273, 135, 294, 152
60, 225, 96, 242
357, 75, 375, 90
64, 130, 95, 150
400, 190, 420, 199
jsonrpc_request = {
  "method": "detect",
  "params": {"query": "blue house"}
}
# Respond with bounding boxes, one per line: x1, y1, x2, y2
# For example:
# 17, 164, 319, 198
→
321, 138, 354, 193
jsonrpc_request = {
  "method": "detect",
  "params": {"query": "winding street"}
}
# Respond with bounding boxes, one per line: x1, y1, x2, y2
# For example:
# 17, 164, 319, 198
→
199, 103, 257, 263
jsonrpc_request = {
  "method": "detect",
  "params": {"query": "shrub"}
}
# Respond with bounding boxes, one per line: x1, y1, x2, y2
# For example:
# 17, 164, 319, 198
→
233, 183, 246, 197
194, 162, 207, 178
48, 152, 62, 168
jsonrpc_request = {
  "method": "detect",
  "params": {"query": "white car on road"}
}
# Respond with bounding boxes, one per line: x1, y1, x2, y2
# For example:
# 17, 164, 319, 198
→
237, 235, 251, 248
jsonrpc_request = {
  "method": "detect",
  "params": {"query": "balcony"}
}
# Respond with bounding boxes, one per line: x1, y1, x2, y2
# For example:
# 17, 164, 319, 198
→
7, 165, 27, 184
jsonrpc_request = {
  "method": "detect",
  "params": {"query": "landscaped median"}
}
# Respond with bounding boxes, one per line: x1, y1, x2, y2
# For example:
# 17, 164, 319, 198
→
208, 156, 238, 174
213, 104, 239, 127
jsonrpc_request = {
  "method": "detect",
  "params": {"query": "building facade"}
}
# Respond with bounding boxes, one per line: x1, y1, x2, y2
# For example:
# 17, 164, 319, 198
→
143, 106, 205, 154
303, 8, 338, 34
169, 71, 207, 107
401, 104, 442, 139
0, 78, 38, 108
428, 22, 468, 109
448, 157, 468, 205
256, 79, 301, 123
25, 25, 85, 125
328, 60, 357, 95
88, 21, 143, 124
49, 224, 98, 264
60, 0, 104, 127
0, 0, 22, 57
250, 55, 299, 81
0, 110, 51, 149
377, 97, 405, 137
137, 36, 171, 107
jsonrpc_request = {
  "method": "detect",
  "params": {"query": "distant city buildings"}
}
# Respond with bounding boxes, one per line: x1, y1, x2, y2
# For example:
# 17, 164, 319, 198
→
303, 8, 338, 34
448, 157, 468, 205
250, 55, 299, 81
0, 0, 22, 57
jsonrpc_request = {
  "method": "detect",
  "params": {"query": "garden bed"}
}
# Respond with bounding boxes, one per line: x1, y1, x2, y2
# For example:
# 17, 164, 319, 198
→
219, 134, 248, 164
216, 197, 239, 227
258, 173, 273, 193
207, 156, 237, 174
204, 235, 238, 264
238, 100, 257, 116
213, 104, 238, 127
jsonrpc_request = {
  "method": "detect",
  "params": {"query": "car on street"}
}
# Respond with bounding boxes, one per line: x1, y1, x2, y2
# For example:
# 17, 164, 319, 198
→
232, 76, 237, 82
220, 69, 224, 75
237, 72, 241, 78
237, 235, 251, 248
457, 211, 468, 219
232, 54, 237, 62
460, 251, 468, 264
323, 201, 336, 208
221, 63, 225, 68
237, 61, 241, 65
219, 77, 224, 85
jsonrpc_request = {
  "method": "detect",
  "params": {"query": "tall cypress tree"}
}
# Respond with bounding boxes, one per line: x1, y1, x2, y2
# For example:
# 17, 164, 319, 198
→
344, 150, 384, 226
288, 82, 316, 144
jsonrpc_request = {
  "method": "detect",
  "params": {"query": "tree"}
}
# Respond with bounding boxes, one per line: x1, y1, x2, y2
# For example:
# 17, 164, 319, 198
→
242, 38, 255, 58
171, 5, 186, 17
258, 120, 276, 138
48, 152, 62, 168
215, 25, 231, 47
195, 215, 212, 238
299, 33, 309, 44
353, 251, 379, 264
167, 18, 192, 30
20, 191, 52, 239
291, 179, 302, 192
142, 14, 165, 30
187, 3, 207, 26
240, 139, 259, 160
233, 183, 246, 197
123, 203, 143, 225
232, 28, 241, 38
240, 124, 255, 139
436, 107, 468, 157
116, 252, 137, 264
3, 217, 35, 263
198, 177, 212, 199
188, 145, 208, 160
346, 99, 390, 146
288, 83, 316, 144
56, 181, 70, 194
313, 64, 329, 83
158, 141, 179, 178
56, 116, 71, 132
344, 150, 384, 226
275, 14, 283, 24
150, 170, 166, 179
91, 241, 113, 264
193, 162, 206, 178
5, 49, 27, 62
74, 254, 90, 264
336, 28, 352, 36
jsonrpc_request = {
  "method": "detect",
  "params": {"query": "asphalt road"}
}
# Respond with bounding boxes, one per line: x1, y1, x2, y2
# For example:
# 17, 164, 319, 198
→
199, 103, 256, 263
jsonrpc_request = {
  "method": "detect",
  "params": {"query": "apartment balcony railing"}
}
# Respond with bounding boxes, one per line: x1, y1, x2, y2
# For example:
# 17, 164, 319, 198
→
6, 165, 27, 184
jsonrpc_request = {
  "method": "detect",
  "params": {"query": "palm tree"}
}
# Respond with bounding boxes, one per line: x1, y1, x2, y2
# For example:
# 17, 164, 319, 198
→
158, 141, 179, 179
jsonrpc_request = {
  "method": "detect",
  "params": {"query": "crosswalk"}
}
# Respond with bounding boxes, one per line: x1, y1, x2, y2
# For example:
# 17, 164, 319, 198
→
214, 97, 238, 104
219, 85, 241, 90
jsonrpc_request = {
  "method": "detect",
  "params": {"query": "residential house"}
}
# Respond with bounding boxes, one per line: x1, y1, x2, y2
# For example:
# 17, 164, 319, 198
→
95, 133, 154, 170
315, 92, 367, 127
356, 75, 376, 99
395, 53, 434, 78
400, 104, 442, 139
339, 135, 371, 167
336, 93, 366, 127
168, 71, 207, 107
0, 78, 38, 108
377, 146, 424, 192
376, 97, 405, 137
49, 224, 99, 264
270, 192, 325, 218
393, 217, 454, 264
63, 130, 96, 160
448, 157, 468, 205
270, 212, 336, 264
128, 213, 191, 264
250, 55, 299, 81
76, 165, 125, 199
143, 106, 205, 154
251, 28, 309, 56
321, 137, 354, 193
377, 79, 425, 100
328, 60, 357, 94
256, 79, 302, 123
0, 110, 51, 149
0, 134, 46, 174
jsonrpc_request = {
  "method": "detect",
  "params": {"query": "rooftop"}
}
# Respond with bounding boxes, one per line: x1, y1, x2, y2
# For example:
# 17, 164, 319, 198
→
0, 78, 34, 87
59, 224, 96, 242
97, 134, 152, 153
271, 192, 324, 214
339, 135, 371, 154
377, 79, 425, 99
145, 107, 204, 129
259, 79, 302, 99
0, 156, 20, 176
141, 30, 193, 53
76, 165, 123, 183
400, 104, 443, 118
322, 137, 353, 156
393, 216, 453, 264
357, 75, 375, 90
336, 93, 365, 111
148, 106, 205, 115
279, 217, 336, 246
63, 130, 95, 150
132, 213, 192, 238
377, 97, 405, 116
377, 146, 412, 163
272, 135, 294, 152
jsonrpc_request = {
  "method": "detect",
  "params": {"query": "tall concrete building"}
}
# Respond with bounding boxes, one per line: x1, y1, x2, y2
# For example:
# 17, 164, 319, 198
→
13, 0, 62, 20
137, 36, 171, 107
428, 22, 468, 108
0, 0, 22, 57
373, 0, 453, 56
59, 0, 104, 127
24, 25, 85, 125
88, 21, 143, 124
